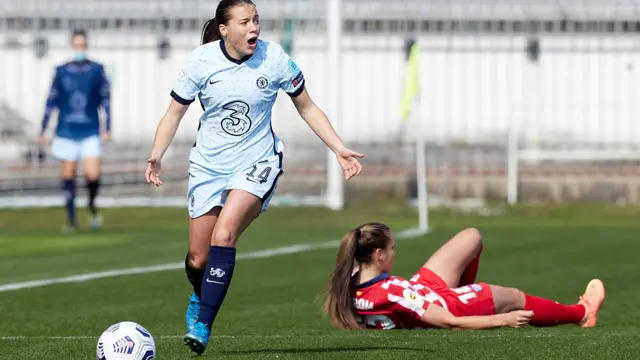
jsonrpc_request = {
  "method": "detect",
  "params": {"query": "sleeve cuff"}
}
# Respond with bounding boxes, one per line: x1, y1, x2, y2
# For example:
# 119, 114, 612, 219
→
170, 91, 195, 105
287, 81, 305, 98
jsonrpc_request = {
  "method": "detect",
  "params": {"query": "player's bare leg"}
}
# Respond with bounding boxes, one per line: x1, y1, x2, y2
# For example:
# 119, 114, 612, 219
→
489, 285, 526, 313
210, 190, 261, 247
61, 160, 78, 233
185, 207, 221, 332
423, 228, 483, 287
189, 207, 221, 275
61, 160, 77, 179
185, 190, 262, 355
83, 157, 102, 229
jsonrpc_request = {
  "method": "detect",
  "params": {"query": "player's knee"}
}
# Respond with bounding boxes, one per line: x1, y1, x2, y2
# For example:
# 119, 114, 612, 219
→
460, 227, 482, 247
213, 229, 238, 248
492, 285, 526, 313
84, 165, 101, 180
61, 164, 77, 180
188, 250, 208, 270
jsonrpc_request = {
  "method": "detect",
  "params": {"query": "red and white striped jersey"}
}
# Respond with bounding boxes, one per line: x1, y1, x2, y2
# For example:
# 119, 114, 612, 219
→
352, 273, 447, 329
352, 271, 495, 330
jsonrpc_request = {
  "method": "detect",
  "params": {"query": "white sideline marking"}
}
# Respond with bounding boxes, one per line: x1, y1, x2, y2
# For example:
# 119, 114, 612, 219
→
0, 228, 426, 293
0, 332, 629, 341
0, 195, 326, 209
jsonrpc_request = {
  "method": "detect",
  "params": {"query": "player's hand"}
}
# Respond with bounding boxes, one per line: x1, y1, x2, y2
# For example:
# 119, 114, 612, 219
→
145, 156, 163, 187
102, 132, 112, 143
335, 147, 364, 180
504, 310, 533, 328
37, 135, 46, 146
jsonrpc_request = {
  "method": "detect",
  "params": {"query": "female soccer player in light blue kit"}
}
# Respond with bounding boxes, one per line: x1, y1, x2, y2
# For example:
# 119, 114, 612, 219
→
145, 0, 363, 355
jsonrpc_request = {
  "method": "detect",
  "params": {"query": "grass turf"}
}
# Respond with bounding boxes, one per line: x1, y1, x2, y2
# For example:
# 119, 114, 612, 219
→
0, 200, 638, 359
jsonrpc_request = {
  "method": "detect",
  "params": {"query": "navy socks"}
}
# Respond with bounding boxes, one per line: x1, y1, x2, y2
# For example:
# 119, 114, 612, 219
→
197, 246, 236, 329
62, 179, 76, 226
86, 179, 100, 215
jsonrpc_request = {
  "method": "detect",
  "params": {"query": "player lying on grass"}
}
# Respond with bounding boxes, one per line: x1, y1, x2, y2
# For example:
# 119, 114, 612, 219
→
325, 224, 605, 330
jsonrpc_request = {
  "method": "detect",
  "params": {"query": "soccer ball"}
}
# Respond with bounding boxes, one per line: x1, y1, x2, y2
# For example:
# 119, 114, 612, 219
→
96, 321, 156, 360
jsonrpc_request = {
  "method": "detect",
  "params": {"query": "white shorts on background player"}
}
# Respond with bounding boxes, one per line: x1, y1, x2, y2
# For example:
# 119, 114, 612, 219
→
51, 135, 102, 161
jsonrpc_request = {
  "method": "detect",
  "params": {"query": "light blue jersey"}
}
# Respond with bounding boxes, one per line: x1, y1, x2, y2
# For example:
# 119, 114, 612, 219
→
171, 39, 304, 174
171, 39, 305, 218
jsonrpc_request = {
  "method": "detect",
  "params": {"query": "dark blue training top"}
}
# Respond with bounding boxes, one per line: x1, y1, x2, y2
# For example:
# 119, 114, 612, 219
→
41, 60, 111, 140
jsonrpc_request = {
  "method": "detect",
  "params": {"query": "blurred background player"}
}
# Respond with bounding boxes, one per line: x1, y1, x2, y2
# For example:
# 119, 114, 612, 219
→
144, 0, 363, 355
325, 224, 605, 330
39, 29, 112, 233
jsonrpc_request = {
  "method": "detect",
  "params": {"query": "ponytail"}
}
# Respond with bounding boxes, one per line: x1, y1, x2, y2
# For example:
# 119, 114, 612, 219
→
324, 229, 360, 329
201, 18, 221, 45
324, 222, 392, 330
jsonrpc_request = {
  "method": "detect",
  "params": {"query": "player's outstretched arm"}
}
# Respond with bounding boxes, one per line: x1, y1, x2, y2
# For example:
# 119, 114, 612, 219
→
145, 99, 190, 186
290, 89, 364, 180
420, 305, 533, 330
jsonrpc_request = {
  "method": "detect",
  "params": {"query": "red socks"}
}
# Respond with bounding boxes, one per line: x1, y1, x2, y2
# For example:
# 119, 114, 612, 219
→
458, 245, 586, 327
459, 244, 482, 286
524, 294, 586, 326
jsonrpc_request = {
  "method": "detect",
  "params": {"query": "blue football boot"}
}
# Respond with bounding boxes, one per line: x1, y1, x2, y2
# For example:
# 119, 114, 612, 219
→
183, 322, 210, 355
185, 293, 200, 332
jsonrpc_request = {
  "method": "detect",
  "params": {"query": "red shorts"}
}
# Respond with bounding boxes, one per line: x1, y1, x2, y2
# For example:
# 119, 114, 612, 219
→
410, 267, 496, 317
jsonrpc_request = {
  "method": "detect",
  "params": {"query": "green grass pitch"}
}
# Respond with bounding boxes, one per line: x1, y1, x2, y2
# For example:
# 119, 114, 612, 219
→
1, 200, 639, 359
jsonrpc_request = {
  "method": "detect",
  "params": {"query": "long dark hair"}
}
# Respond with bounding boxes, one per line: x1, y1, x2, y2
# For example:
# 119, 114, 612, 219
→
324, 223, 391, 329
201, 0, 255, 44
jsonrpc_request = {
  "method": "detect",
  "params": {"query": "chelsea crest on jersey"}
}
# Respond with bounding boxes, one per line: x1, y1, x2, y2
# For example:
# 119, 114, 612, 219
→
170, 39, 305, 174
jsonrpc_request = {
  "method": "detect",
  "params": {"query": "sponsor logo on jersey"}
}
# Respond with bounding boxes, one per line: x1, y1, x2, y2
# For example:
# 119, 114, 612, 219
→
403, 289, 425, 308
353, 298, 374, 310
470, 284, 483, 292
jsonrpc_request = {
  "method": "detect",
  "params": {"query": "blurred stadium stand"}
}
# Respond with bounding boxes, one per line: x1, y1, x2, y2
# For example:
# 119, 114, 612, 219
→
2, 0, 640, 205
